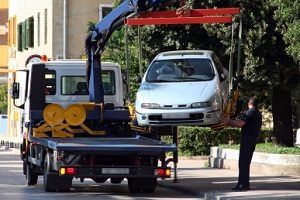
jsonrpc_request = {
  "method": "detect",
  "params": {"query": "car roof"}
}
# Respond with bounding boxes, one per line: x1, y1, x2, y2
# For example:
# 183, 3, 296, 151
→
155, 50, 214, 60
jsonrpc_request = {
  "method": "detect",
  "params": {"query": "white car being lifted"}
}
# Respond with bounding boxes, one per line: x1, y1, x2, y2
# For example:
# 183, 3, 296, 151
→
135, 50, 229, 126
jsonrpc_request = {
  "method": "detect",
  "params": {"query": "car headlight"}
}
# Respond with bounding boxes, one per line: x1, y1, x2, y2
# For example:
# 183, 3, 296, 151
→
141, 103, 161, 109
191, 101, 212, 108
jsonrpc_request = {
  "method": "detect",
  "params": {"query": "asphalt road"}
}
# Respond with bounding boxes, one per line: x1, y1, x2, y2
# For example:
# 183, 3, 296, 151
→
0, 149, 299, 200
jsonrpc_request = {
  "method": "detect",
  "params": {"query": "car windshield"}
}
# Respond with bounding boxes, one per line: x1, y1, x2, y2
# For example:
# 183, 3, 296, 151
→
145, 58, 215, 83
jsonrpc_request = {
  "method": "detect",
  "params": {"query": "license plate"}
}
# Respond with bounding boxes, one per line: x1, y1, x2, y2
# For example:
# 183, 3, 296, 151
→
162, 113, 189, 119
102, 168, 129, 175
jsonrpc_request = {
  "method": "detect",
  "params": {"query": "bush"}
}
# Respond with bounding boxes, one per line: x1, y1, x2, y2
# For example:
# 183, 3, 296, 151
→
178, 127, 216, 156
162, 126, 273, 156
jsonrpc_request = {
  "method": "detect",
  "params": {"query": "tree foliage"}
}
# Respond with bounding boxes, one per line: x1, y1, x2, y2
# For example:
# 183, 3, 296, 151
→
100, 0, 299, 146
272, 0, 300, 64
0, 84, 8, 114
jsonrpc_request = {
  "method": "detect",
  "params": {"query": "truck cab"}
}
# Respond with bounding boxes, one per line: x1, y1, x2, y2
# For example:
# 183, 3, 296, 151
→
13, 60, 125, 111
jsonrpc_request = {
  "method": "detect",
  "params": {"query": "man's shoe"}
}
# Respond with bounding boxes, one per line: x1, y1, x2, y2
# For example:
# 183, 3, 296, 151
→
231, 184, 249, 191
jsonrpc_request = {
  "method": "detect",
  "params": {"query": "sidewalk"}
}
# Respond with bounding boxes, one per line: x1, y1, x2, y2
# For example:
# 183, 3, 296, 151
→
166, 157, 300, 199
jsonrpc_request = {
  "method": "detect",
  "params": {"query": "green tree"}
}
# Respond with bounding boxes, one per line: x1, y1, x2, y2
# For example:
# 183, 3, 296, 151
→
0, 84, 8, 114
272, 0, 300, 64
204, 0, 297, 147
99, 0, 298, 146
140, 0, 297, 146
102, 27, 141, 101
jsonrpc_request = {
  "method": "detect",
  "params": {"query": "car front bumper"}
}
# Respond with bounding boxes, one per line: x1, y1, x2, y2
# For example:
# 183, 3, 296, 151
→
135, 107, 221, 126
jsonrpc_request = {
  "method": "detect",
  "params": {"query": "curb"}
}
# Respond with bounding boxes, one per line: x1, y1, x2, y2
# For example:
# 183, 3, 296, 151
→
209, 146, 300, 176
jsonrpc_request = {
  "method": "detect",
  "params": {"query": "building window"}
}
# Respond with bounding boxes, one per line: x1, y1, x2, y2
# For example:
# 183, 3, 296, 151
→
99, 4, 112, 20
17, 16, 34, 51
17, 23, 22, 51
21, 21, 26, 50
44, 9, 47, 45
37, 12, 40, 46
28, 16, 34, 48
25, 17, 34, 49
25, 19, 29, 49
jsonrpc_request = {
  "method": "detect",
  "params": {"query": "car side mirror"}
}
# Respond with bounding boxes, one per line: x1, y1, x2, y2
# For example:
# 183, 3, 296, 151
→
10, 83, 20, 99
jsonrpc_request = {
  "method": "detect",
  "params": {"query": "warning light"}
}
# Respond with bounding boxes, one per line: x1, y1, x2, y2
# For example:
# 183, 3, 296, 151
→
41, 55, 48, 61
155, 168, 171, 177
60, 167, 77, 175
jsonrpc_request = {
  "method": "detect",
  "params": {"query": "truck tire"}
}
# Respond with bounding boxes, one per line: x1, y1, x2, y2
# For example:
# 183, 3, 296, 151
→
43, 153, 72, 192
26, 161, 38, 185
44, 153, 56, 192
128, 177, 157, 193
22, 160, 26, 175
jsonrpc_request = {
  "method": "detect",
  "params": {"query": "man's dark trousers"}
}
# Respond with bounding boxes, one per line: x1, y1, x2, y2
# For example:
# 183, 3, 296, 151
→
238, 135, 257, 187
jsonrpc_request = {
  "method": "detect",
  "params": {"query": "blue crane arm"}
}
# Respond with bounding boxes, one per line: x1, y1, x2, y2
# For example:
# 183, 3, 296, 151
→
85, 0, 178, 103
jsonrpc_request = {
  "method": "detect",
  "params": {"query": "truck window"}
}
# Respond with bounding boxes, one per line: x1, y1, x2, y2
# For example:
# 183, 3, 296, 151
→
45, 70, 56, 95
61, 76, 87, 95
102, 70, 115, 95
61, 70, 115, 95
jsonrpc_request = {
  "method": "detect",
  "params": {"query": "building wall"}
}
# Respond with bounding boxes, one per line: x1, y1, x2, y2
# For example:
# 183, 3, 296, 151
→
0, 0, 8, 68
9, 0, 54, 68
9, 0, 113, 66
7, 0, 113, 138
0, 46, 8, 67
67, 0, 113, 59
52, 0, 64, 59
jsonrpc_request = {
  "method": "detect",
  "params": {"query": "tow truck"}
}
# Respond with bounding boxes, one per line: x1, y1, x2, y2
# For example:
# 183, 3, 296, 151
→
9, 0, 240, 193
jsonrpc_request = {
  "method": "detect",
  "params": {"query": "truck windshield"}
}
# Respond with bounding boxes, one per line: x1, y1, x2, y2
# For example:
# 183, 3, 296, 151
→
61, 70, 115, 95
145, 59, 215, 82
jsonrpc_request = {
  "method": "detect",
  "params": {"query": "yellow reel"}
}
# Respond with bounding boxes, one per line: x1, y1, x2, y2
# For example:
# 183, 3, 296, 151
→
64, 104, 86, 126
43, 104, 65, 126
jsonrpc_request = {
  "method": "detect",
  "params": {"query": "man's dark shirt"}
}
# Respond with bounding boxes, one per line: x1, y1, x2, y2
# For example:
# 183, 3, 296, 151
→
240, 107, 262, 138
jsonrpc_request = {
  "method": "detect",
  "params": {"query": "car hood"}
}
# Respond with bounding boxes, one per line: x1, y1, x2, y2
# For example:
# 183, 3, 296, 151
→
136, 81, 217, 105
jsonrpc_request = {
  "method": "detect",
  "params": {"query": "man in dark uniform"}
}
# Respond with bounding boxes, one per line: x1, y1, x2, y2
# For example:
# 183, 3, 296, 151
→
224, 96, 262, 191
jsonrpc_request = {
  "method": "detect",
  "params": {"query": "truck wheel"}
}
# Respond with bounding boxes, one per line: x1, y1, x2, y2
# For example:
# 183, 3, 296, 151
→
26, 161, 38, 185
43, 153, 72, 192
128, 178, 157, 193
22, 160, 26, 175
44, 153, 56, 192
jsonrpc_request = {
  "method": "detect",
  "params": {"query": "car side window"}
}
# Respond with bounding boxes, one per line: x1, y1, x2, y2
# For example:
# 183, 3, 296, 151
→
212, 54, 225, 81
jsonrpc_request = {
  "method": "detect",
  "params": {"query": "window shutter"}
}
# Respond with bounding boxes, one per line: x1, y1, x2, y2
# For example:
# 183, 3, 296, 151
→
17, 23, 22, 51
28, 16, 34, 47
21, 21, 26, 50
25, 19, 29, 49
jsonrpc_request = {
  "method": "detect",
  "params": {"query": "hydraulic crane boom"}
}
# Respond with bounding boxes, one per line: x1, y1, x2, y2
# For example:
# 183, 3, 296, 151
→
85, 0, 178, 103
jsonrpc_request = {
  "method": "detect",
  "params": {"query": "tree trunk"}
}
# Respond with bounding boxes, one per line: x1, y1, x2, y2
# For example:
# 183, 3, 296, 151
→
272, 87, 294, 147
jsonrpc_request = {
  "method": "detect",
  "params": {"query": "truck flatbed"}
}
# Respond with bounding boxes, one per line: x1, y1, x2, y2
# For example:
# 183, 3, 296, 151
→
30, 135, 176, 154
